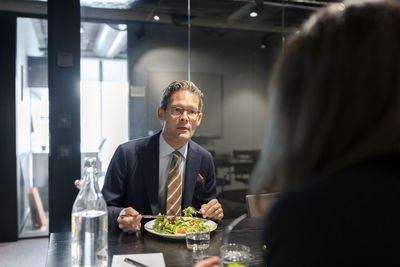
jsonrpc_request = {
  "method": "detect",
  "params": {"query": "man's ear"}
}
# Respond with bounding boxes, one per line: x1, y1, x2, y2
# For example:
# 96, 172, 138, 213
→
196, 112, 203, 126
157, 107, 165, 121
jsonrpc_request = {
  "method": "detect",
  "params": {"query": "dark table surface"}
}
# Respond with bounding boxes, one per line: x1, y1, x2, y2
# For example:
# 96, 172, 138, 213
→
46, 217, 266, 267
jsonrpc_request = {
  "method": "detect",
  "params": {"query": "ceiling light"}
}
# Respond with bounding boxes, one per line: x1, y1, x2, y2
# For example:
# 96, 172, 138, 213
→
260, 37, 267, 49
117, 24, 127, 31
80, 0, 136, 9
153, 15, 160, 21
93, 24, 127, 58
249, 11, 258, 17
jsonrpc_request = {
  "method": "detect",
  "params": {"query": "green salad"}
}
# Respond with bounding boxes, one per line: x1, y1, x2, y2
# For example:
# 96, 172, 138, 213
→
152, 207, 212, 235
183, 206, 198, 217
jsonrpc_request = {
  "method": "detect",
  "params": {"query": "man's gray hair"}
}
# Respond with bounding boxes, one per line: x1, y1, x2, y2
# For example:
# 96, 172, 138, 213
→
160, 80, 204, 112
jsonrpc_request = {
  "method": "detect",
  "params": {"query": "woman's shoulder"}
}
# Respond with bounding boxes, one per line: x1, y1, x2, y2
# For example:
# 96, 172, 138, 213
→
285, 152, 400, 202
265, 153, 400, 224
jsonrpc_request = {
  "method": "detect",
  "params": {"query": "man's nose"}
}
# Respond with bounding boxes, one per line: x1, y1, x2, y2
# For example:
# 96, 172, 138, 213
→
179, 111, 189, 121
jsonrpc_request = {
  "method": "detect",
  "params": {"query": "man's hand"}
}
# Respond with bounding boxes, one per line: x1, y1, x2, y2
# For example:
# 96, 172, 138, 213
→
117, 207, 142, 234
199, 198, 224, 221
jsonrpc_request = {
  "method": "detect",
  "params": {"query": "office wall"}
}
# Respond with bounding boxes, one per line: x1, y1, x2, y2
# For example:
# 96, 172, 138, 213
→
128, 22, 281, 154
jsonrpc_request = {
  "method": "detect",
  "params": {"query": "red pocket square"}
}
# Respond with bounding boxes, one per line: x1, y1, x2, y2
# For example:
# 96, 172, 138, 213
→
197, 173, 205, 183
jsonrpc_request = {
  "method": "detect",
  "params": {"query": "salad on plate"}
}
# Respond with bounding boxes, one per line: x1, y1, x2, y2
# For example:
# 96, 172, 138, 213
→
152, 207, 214, 235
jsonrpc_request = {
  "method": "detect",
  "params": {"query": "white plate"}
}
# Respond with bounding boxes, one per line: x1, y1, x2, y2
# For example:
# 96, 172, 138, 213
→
144, 217, 218, 240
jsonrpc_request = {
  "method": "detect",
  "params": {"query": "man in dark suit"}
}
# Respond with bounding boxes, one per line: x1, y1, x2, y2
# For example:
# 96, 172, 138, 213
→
102, 80, 224, 233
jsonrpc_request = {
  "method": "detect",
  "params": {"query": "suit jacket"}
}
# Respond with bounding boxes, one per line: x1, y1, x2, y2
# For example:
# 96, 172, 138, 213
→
102, 132, 217, 230
263, 153, 400, 267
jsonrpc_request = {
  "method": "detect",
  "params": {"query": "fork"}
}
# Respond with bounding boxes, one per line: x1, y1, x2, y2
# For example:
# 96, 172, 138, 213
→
183, 206, 202, 217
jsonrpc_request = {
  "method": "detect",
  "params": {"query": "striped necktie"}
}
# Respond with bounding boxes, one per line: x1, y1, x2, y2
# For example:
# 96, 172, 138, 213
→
166, 151, 182, 216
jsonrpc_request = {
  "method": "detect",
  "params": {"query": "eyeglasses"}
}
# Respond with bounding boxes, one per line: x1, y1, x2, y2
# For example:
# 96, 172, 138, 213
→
169, 106, 200, 119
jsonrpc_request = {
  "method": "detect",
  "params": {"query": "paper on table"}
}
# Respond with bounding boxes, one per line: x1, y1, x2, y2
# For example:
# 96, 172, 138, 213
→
111, 253, 166, 267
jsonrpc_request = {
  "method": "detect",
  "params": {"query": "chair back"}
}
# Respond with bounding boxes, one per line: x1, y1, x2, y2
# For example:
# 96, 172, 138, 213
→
246, 193, 279, 218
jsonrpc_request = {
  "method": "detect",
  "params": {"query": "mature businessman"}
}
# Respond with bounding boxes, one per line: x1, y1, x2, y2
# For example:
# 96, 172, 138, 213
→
102, 80, 224, 233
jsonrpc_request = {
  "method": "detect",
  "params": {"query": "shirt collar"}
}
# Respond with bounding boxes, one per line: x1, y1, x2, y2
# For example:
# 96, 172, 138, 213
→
159, 134, 188, 159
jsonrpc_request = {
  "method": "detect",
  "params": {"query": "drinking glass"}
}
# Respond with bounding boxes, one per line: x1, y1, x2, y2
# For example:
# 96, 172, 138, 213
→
191, 250, 210, 265
220, 243, 250, 267
186, 231, 210, 251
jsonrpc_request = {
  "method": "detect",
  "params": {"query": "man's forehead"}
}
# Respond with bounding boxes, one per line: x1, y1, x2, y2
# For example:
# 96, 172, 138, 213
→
169, 90, 199, 105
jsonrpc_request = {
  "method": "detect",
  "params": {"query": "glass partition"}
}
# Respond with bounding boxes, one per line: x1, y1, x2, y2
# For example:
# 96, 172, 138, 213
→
16, 17, 49, 238
80, 2, 189, 176
80, 23, 129, 183
188, 1, 317, 217
79, 0, 320, 218
7, 0, 327, 240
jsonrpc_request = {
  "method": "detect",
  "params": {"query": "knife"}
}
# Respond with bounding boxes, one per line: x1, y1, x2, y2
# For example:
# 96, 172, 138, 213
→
124, 257, 149, 267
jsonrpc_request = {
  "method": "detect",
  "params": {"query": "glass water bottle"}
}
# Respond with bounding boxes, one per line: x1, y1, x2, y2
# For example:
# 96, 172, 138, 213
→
71, 158, 108, 267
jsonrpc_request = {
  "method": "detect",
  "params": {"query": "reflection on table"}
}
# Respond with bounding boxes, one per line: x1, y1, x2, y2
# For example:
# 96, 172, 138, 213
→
46, 218, 266, 267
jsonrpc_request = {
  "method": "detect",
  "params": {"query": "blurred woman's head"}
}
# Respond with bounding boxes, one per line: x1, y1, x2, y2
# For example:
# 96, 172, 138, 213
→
252, 1, 400, 192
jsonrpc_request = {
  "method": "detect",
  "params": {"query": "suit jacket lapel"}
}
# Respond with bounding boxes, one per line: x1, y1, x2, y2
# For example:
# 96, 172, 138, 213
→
183, 140, 201, 209
141, 133, 160, 215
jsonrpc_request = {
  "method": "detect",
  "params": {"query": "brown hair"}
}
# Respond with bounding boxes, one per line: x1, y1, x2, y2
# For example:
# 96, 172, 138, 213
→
251, 1, 400, 192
